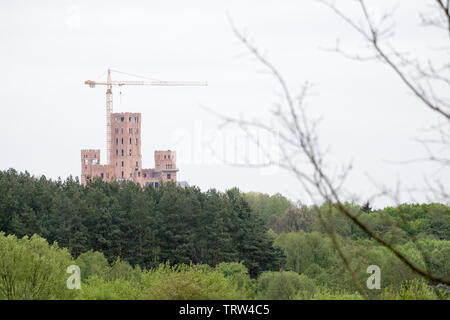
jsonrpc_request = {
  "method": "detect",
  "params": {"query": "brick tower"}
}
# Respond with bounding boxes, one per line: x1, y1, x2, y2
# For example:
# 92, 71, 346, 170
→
110, 112, 142, 181
81, 112, 179, 187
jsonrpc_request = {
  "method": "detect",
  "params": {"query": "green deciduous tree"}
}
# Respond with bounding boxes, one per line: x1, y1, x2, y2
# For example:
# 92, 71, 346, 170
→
0, 232, 77, 299
75, 249, 109, 281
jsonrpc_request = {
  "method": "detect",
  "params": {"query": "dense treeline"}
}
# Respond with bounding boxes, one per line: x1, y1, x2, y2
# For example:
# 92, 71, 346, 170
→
265, 201, 450, 242
0, 169, 284, 277
1, 169, 449, 299
0, 232, 447, 300
244, 195, 450, 297
244, 191, 449, 242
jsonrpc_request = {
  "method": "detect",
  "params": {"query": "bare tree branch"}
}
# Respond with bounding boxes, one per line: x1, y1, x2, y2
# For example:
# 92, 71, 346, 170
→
319, 0, 450, 120
213, 15, 450, 288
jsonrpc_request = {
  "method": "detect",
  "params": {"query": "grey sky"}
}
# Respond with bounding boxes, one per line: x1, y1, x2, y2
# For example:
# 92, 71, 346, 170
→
1, 0, 448, 207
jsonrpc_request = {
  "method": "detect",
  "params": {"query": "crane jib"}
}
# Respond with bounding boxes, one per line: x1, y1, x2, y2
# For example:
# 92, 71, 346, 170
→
85, 80, 207, 87
84, 69, 207, 166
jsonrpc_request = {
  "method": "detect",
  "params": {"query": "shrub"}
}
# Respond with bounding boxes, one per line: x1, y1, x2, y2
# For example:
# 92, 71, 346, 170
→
306, 286, 364, 300
75, 250, 109, 281
141, 263, 240, 300
380, 279, 441, 300
257, 271, 316, 300
80, 276, 142, 300
216, 262, 256, 299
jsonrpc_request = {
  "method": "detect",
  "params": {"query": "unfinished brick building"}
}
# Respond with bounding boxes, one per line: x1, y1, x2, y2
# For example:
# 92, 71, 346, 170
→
81, 112, 178, 187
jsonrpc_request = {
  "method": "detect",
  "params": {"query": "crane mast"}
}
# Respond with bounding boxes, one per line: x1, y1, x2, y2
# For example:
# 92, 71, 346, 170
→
106, 69, 113, 164
85, 69, 207, 166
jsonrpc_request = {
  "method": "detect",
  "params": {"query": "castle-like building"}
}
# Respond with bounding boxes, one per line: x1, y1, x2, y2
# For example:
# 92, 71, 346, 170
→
81, 112, 178, 187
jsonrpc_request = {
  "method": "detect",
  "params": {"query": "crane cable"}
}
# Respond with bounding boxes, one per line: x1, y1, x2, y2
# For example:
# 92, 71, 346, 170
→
109, 69, 163, 82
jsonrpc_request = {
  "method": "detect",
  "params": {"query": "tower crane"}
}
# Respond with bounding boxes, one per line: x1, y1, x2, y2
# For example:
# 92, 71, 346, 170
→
85, 69, 207, 165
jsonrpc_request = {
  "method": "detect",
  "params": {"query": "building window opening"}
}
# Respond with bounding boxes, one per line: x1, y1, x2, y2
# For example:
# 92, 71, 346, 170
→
121, 161, 124, 167
129, 149, 132, 156
167, 173, 171, 180
121, 149, 124, 156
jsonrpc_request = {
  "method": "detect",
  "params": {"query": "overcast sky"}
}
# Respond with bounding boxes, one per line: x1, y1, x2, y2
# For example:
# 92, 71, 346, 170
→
1, 0, 448, 207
